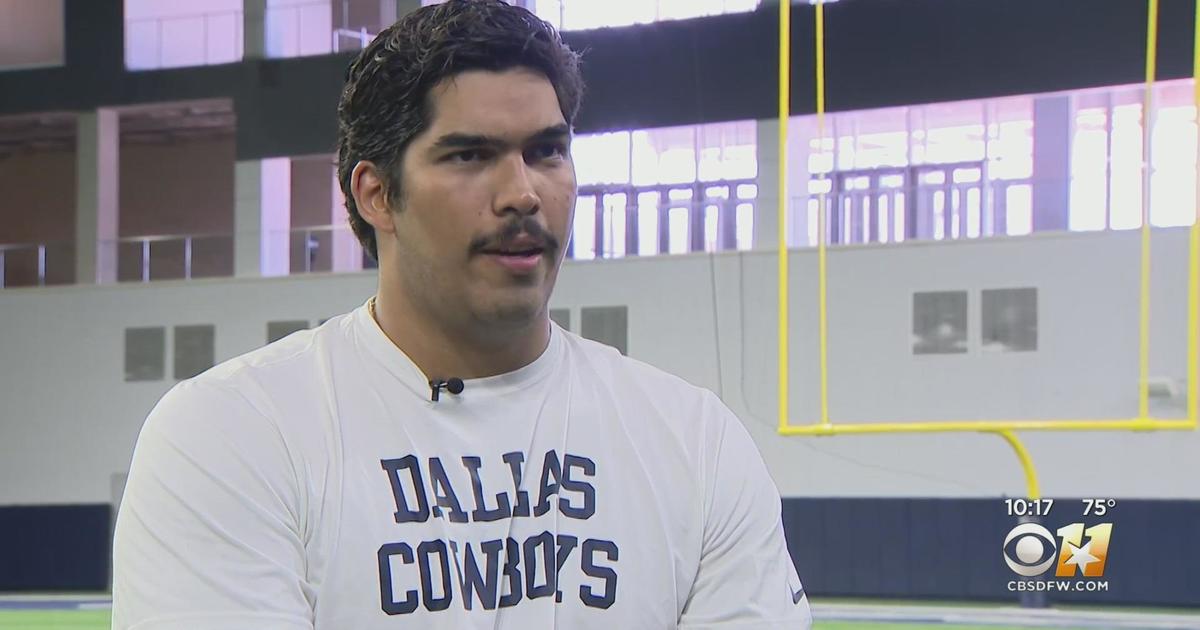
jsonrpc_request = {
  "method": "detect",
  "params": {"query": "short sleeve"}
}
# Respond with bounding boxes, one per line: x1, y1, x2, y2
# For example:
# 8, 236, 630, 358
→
679, 395, 812, 629
111, 378, 314, 630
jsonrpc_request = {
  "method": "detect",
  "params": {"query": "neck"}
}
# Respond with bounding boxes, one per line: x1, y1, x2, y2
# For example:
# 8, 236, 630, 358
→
370, 293, 550, 380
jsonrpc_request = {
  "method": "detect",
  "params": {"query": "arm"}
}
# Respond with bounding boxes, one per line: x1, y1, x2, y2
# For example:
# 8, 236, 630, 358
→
112, 378, 314, 630
678, 394, 812, 629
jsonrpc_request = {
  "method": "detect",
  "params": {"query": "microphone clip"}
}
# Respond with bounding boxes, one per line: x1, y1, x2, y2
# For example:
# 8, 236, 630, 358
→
429, 377, 465, 402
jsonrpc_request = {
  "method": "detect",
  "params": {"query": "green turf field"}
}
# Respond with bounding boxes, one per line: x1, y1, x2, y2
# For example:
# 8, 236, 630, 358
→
0, 610, 110, 629
0, 611, 1094, 630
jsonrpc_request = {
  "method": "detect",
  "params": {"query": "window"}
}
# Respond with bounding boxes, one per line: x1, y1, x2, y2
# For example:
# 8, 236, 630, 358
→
573, 132, 631, 186
982, 288, 1037, 353
1068, 80, 1198, 232
125, 327, 165, 381
174, 325, 216, 379
571, 197, 597, 260
637, 192, 660, 256
423, 0, 760, 31
125, 0, 389, 69
1149, 83, 1197, 228
549, 308, 571, 330
1070, 104, 1109, 231
794, 95, 1035, 247
912, 291, 968, 355
265, 0, 335, 59
125, 0, 243, 70
581, 306, 628, 355
1110, 103, 1144, 231
0, 0, 64, 69
572, 121, 756, 259
267, 320, 309, 344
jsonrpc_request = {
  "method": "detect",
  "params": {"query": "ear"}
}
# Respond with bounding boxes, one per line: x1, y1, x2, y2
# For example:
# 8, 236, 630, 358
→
350, 160, 397, 236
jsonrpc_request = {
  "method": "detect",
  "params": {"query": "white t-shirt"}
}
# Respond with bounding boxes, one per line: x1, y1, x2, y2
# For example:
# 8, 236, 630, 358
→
112, 300, 811, 629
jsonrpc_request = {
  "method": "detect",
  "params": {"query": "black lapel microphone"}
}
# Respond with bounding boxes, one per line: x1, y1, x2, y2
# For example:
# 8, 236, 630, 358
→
429, 377, 465, 402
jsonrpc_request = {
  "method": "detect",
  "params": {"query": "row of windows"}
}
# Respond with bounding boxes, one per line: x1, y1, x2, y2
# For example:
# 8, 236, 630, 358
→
447, 0, 761, 33
2, 80, 1198, 287
122, 306, 627, 381
8, 0, 856, 73
118, 0, 763, 71
121, 288, 1032, 384
119, 288, 1035, 382
913, 288, 1038, 355
570, 182, 757, 259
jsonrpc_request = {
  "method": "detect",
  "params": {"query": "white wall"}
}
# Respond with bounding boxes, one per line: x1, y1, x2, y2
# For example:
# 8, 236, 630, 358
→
0, 228, 1196, 505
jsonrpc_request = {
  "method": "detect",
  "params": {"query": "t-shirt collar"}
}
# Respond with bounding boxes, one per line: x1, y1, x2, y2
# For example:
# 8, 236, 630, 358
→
353, 298, 563, 401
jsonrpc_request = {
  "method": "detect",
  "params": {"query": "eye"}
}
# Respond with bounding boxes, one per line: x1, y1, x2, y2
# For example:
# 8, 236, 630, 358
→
450, 150, 481, 163
527, 142, 566, 162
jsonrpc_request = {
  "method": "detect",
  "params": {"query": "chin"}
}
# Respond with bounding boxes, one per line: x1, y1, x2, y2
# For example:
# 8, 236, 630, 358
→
470, 296, 545, 329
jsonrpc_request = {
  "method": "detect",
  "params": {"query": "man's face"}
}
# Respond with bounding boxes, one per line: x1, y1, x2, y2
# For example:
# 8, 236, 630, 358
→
387, 67, 576, 332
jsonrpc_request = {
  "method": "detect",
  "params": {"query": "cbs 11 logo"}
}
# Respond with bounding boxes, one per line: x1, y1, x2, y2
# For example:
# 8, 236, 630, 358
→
1003, 523, 1113, 577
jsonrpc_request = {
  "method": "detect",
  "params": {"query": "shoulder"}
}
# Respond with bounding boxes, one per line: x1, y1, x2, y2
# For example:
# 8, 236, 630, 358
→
557, 327, 733, 457
206, 314, 349, 386
188, 312, 353, 404
146, 313, 354, 438
559, 327, 717, 409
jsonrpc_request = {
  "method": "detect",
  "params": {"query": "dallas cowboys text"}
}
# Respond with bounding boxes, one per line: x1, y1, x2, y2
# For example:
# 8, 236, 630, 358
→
377, 450, 618, 615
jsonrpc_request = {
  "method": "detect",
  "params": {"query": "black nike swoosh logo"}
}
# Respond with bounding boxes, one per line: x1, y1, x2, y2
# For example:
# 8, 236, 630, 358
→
792, 586, 805, 604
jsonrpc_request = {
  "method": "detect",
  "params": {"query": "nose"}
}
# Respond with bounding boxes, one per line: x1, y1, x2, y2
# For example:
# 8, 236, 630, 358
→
493, 154, 541, 217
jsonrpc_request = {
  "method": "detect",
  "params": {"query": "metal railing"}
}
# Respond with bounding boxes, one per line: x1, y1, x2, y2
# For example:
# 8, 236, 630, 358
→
802, 164, 1036, 247
288, 224, 366, 273
0, 241, 76, 288
1, 242, 46, 288
115, 233, 234, 282
332, 26, 376, 52
574, 179, 758, 259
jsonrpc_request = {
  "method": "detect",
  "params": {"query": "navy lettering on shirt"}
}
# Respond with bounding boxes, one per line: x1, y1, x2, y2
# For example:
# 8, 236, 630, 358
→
377, 450, 621, 615
499, 537, 523, 608
450, 539, 503, 611
532, 450, 561, 518
418, 540, 453, 612
381, 456, 429, 524
560, 454, 596, 519
428, 457, 469, 523
377, 542, 418, 615
462, 456, 512, 522
502, 451, 532, 518
580, 538, 619, 610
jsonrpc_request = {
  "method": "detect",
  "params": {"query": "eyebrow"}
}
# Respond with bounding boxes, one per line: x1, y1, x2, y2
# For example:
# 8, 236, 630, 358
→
429, 124, 571, 152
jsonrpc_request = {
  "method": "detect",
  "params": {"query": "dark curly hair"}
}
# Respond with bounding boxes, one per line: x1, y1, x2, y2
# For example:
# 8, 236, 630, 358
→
336, 0, 584, 261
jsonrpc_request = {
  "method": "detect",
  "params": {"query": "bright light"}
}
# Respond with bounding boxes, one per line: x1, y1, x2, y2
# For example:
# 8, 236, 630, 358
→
637, 192, 659, 256
736, 203, 755, 250
572, 197, 596, 259
668, 208, 690, 254
528, 0, 761, 31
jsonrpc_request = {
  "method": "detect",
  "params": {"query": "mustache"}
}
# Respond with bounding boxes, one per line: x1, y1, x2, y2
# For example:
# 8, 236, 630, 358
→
469, 217, 560, 255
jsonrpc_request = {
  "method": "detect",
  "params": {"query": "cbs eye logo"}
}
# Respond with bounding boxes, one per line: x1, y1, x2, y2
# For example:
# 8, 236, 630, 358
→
1003, 522, 1113, 577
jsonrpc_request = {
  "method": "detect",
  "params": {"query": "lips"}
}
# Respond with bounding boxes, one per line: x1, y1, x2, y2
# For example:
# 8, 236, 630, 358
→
476, 230, 552, 274
482, 234, 546, 255
483, 250, 544, 274
484, 246, 544, 256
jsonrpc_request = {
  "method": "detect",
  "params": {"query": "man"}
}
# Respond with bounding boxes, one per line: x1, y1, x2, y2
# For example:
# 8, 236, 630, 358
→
111, 1, 811, 628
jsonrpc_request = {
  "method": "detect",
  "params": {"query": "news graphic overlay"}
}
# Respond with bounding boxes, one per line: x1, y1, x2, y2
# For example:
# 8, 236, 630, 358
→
1002, 499, 1114, 593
